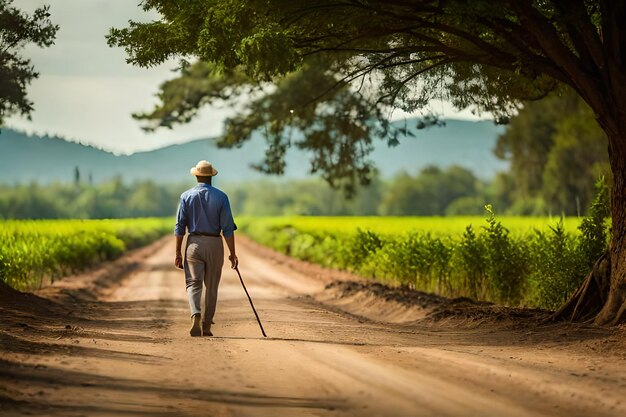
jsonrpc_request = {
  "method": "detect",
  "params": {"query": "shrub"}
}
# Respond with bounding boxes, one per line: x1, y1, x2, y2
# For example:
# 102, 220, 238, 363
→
528, 219, 586, 309
346, 229, 384, 271
453, 225, 488, 299
578, 177, 610, 269
238, 213, 610, 310
290, 233, 318, 261
482, 205, 529, 305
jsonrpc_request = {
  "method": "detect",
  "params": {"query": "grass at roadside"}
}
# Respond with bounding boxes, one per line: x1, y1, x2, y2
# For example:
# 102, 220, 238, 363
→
237, 211, 609, 310
0, 218, 172, 291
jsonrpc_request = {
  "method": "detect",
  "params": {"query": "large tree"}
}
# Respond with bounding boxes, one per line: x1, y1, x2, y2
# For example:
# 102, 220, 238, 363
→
109, 0, 626, 325
0, 0, 58, 125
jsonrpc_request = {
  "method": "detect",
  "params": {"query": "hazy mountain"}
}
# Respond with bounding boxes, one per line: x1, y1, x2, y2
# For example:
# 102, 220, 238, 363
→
0, 119, 507, 185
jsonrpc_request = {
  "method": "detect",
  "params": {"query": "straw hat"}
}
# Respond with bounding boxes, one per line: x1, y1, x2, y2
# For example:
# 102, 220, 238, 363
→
190, 160, 218, 177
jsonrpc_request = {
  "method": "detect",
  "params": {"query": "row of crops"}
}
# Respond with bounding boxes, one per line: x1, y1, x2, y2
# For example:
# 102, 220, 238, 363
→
238, 207, 609, 310
0, 218, 172, 291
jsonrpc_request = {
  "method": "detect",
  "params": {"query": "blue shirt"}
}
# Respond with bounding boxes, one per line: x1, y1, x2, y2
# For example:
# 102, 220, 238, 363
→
174, 184, 237, 237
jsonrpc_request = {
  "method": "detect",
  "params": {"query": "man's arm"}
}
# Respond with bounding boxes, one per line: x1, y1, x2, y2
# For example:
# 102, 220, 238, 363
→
220, 194, 238, 269
175, 235, 184, 269
174, 197, 187, 269
224, 234, 238, 269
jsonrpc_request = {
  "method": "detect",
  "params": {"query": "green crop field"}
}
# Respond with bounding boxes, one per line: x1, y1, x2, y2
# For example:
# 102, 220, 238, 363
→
237, 215, 584, 237
238, 213, 609, 310
0, 218, 172, 291
1, 214, 609, 311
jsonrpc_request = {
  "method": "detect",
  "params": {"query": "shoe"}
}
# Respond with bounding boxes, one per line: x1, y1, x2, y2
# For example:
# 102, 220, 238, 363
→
202, 321, 213, 337
189, 314, 201, 337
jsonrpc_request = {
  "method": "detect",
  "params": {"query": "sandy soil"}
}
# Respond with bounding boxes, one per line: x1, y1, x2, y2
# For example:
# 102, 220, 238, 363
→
1, 235, 625, 417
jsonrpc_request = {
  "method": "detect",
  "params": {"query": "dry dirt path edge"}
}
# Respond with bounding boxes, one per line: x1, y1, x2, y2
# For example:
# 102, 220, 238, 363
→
0, 234, 624, 417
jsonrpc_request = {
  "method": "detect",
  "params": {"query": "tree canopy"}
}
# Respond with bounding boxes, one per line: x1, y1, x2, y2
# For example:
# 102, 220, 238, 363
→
108, 0, 625, 192
0, 0, 58, 125
125, 56, 423, 195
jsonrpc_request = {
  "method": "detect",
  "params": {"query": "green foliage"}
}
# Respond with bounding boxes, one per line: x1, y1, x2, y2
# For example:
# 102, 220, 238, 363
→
237, 215, 584, 237
0, 179, 186, 219
239, 211, 609, 309
216, 58, 386, 196
495, 90, 610, 215
225, 165, 483, 217
454, 225, 488, 299
109, 0, 567, 113
2, 170, 603, 221
482, 205, 528, 304
528, 220, 586, 310
289, 233, 318, 262
107, 0, 617, 194
226, 176, 383, 217
371, 232, 455, 293
379, 166, 479, 215
578, 177, 610, 269
373, 233, 436, 286
0, 0, 58, 124
445, 196, 489, 216
132, 62, 253, 132
0, 218, 171, 291
526, 178, 611, 309
347, 229, 384, 271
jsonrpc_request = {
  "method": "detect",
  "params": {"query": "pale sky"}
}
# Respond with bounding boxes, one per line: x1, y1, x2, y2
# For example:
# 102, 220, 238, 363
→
6, 0, 488, 155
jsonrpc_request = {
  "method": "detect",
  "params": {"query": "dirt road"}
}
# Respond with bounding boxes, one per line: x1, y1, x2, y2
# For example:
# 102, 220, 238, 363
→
1, 236, 625, 416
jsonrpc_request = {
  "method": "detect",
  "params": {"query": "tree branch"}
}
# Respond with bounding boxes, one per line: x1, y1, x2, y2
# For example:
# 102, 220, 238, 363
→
375, 57, 458, 108
555, 0, 605, 70
507, 0, 605, 114
478, 16, 570, 84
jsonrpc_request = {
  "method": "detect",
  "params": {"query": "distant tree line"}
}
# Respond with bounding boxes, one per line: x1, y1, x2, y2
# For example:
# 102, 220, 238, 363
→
0, 91, 607, 219
0, 178, 187, 219
226, 166, 488, 217
0, 161, 605, 220
0, 168, 485, 219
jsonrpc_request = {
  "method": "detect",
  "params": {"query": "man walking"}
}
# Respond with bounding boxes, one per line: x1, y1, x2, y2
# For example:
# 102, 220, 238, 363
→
174, 160, 238, 337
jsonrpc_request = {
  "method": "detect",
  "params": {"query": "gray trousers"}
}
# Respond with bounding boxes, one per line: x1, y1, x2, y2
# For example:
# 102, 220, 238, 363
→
184, 235, 224, 322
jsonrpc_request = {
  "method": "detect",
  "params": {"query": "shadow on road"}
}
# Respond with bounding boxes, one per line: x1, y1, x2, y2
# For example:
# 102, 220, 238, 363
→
0, 358, 344, 416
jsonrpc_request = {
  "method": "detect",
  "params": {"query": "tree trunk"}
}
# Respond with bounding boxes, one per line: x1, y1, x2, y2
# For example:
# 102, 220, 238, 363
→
551, 252, 610, 322
595, 132, 626, 325
552, 130, 626, 325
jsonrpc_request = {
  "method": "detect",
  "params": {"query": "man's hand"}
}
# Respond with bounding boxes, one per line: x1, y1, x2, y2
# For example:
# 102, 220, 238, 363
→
229, 254, 238, 269
175, 235, 184, 270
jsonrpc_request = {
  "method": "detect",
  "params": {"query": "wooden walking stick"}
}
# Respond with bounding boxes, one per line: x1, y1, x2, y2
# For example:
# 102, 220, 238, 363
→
235, 266, 267, 338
